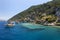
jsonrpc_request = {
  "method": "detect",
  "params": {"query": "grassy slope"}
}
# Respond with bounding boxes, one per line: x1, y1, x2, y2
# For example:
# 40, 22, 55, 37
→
9, 0, 60, 22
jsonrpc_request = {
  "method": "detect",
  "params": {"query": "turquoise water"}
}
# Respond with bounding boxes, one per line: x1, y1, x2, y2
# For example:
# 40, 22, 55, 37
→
20, 23, 44, 29
0, 22, 60, 40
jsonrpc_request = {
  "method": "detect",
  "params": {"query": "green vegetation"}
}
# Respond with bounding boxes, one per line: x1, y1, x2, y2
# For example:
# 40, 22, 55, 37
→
41, 15, 57, 23
8, 0, 60, 25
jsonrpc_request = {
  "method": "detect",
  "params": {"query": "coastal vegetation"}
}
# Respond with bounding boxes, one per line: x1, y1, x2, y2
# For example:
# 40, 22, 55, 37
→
8, 0, 60, 26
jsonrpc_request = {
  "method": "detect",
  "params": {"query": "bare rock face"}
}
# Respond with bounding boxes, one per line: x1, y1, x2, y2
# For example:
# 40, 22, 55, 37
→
56, 11, 60, 17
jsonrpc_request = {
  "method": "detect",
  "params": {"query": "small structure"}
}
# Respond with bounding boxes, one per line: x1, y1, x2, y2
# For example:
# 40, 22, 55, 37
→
44, 22, 55, 26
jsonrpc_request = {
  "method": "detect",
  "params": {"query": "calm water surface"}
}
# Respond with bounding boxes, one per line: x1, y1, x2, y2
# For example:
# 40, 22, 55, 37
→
0, 22, 60, 40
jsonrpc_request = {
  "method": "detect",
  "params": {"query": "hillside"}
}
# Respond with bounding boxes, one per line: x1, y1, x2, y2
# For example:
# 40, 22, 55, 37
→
9, 0, 60, 25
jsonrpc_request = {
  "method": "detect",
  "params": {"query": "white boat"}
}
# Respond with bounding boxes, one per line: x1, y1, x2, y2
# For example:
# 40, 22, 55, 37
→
5, 23, 15, 27
5, 21, 15, 27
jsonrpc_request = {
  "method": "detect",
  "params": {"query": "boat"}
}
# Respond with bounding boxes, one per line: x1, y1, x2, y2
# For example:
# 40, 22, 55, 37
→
5, 21, 15, 27
5, 23, 15, 27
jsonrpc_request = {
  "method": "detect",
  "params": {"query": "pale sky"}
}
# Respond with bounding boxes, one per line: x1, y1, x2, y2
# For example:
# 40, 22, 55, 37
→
0, 0, 52, 20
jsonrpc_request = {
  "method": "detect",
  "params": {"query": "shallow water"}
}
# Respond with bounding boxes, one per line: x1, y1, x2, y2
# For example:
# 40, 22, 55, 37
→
0, 22, 60, 40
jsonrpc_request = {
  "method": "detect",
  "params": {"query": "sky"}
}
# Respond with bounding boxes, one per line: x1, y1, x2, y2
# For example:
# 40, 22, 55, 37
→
0, 0, 52, 20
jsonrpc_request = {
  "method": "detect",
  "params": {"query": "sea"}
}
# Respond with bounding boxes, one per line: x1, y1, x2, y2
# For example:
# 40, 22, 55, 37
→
0, 21, 60, 40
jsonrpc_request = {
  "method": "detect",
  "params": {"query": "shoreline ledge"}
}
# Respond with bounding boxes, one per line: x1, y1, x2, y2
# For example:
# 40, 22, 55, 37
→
20, 23, 60, 29
50, 26, 60, 28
